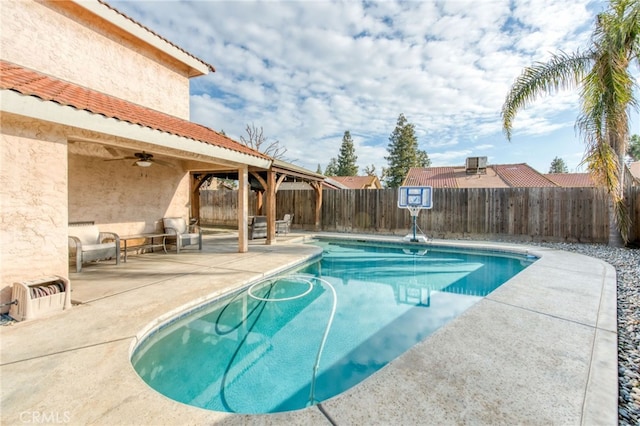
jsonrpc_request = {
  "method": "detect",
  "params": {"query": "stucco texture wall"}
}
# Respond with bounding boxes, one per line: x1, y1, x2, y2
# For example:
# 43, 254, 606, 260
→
68, 150, 191, 236
0, 115, 69, 312
0, 0, 191, 119
1, 112, 192, 312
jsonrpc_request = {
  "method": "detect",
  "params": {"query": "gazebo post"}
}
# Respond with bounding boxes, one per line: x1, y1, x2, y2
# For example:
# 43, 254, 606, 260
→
266, 169, 276, 245
312, 181, 323, 231
237, 166, 249, 253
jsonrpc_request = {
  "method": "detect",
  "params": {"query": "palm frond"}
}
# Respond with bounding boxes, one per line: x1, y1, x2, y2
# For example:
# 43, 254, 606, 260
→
501, 51, 592, 140
581, 141, 619, 196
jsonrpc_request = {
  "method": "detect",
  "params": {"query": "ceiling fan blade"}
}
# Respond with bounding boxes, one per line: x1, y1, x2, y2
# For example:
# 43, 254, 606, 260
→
104, 156, 136, 161
152, 159, 175, 168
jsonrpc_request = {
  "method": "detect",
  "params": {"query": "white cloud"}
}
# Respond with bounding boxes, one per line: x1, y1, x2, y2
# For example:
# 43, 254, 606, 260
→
111, 0, 598, 174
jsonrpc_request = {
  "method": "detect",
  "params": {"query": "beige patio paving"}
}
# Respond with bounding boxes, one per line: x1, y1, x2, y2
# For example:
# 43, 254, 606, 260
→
0, 232, 617, 425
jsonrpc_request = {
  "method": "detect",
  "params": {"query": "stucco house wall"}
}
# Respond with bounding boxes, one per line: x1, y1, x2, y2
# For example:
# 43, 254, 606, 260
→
0, 0, 191, 119
1, 112, 193, 310
0, 114, 69, 308
0, 0, 218, 312
68, 146, 190, 236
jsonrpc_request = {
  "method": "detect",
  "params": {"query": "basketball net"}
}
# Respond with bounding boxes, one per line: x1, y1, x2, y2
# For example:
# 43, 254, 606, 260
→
407, 205, 422, 217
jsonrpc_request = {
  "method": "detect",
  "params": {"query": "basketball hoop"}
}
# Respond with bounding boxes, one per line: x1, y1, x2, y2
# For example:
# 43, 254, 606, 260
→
407, 205, 422, 217
398, 186, 433, 242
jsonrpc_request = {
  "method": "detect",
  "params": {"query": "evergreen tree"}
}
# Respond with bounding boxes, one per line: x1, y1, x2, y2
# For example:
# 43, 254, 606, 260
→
384, 113, 431, 187
628, 134, 640, 161
325, 158, 339, 176
549, 157, 569, 173
316, 164, 323, 174
336, 131, 359, 176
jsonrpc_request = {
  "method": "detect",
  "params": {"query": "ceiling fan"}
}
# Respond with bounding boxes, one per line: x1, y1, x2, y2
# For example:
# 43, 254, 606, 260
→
105, 151, 172, 168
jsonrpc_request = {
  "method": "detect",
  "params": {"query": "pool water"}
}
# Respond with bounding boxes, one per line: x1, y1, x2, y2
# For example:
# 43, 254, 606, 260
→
131, 240, 536, 414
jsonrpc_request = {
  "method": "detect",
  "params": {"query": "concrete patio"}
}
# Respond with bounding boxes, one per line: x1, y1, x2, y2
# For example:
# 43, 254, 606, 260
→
0, 232, 617, 425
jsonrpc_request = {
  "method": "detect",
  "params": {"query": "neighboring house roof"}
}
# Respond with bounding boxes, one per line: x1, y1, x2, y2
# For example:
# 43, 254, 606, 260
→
403, 166, 509, 188
545, 173, 597, 187
403, 167, 459, 188
493, 164, 557, 187
323, 178, 350, 189
331, 176, 382, 189
0, 60, 267, 161
404, 163, 579, 188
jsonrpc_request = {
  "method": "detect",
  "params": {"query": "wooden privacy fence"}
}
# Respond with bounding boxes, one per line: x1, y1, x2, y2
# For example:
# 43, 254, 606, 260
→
200, 187, 640, 244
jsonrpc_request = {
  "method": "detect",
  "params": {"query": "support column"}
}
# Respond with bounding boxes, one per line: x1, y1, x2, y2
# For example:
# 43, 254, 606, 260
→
266, 169, 276, 245
256, 190, 264, 215
238, 166, 248, 253
312, 182, 323, 231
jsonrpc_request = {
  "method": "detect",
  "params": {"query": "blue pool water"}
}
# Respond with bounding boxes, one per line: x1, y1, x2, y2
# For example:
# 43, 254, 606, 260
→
131, 239, 536, 414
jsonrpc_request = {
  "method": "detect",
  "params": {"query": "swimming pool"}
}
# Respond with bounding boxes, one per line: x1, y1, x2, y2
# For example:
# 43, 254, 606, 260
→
131, 239, 536, 414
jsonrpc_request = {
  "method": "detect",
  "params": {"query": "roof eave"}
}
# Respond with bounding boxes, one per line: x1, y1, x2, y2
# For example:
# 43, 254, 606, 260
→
1, 90, 270, 169
73, 0, 214, 76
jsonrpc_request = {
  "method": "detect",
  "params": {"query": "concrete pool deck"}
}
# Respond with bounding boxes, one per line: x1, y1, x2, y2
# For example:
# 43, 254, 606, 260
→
0, 232, 617, 425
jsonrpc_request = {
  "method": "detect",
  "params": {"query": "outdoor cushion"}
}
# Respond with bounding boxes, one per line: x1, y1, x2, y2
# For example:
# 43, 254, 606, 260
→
163, 217, 202, 253
162, 217, 187, 235
68, 224, 120, 272
249, 216, 267, 239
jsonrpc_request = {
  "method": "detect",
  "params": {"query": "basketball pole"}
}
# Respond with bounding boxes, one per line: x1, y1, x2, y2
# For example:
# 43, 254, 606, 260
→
408, 206, 423, 242
411, 210, 418, 242
412, 214, 417, 242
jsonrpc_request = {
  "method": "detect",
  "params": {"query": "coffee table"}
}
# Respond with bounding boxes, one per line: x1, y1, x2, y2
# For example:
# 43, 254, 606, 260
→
120, 233, 170, 262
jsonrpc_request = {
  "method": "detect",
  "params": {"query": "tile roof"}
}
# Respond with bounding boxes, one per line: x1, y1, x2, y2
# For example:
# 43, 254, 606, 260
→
403, 167, 459, 188
403, 164, 583, 188
493, 164, 557, 187
0, 61, 267, 160
451, 166, 509, 188
544, 173, 597, 187
330, 176, 381, 189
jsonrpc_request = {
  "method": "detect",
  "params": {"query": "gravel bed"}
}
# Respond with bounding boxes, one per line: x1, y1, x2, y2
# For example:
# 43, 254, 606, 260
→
531, 242, 639, 426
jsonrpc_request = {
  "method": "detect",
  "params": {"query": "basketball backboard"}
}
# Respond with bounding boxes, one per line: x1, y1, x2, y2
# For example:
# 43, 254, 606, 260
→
397, 186, 432, 209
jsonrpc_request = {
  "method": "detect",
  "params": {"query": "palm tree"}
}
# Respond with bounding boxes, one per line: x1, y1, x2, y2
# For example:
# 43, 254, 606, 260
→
502, 0, 639, 245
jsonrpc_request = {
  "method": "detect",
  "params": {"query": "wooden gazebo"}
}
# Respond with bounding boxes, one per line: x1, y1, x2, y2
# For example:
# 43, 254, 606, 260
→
190, 159, 325, 245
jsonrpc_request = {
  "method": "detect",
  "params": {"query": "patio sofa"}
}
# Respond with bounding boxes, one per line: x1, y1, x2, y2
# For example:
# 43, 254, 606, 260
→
162, 217, 202, 253
276, 214, 293, 235
248, 216, 267, 239
68, 223, 120, 272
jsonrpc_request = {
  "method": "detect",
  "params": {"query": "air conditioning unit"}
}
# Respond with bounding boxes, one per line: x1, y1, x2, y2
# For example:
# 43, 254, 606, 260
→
466, 156, 487, 174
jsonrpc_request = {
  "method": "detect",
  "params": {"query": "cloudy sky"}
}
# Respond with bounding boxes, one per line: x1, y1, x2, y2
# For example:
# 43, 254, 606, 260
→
111, 0, 639, 176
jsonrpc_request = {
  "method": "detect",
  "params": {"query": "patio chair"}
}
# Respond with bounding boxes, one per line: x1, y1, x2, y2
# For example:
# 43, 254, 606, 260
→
276, 214, 293, 235
68, 224, 120, 273
248, 216, 267, 239
163, 217, 202, 253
